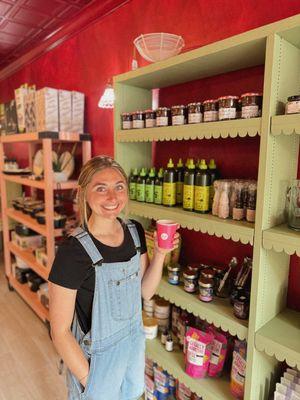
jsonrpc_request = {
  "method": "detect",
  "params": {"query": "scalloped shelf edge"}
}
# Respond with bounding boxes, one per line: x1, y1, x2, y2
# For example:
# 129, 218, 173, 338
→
256, 342, 300, 369
263, 240, 300, 256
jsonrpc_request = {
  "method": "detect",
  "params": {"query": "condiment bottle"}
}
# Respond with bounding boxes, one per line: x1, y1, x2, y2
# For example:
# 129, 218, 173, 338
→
208, 159, 220, 210
129, 168, 138, 200
183, 158, 196, 211
194, 159, 211, 214
154, 167, 164, 205
218, 181, 230, 219
232, 182, 245, 220
246, 183, 257, 222
136, 168, 147, 202
176, 158, 184, 205
163, 159, 177, 207
145, 168, 156, 203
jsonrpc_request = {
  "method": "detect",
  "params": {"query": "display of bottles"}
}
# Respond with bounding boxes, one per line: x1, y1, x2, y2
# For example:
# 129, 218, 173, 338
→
154, 167, 164, 205
176, 158, 184, 205
136, 168, 147, 202
183, 159, 196, 211
208, 159, 219, 210
194, 159, 211, 213
145, 167, 156, 203
163, 158, 177, 207
129, 168, 138, 200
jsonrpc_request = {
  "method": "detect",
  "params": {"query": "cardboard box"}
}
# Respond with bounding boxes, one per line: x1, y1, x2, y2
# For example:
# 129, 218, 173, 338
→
0, 103, 6, 135
4, 100, 18, 134
71, 91, 84, 133
36, 87, 59, 132
58, 89, 72, 131
24, 90, 37, 132
15, 85, 29, 133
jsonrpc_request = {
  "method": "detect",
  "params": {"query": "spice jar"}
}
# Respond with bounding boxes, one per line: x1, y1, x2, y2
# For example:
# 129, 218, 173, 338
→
188, 102, 203, 124
167, 263, 180, 285
121, 112, 132, 130
285, 95, 300, 114
198, 275, 214, 302
171, 105, 186, 126
241, 92, 262, 118
218, 96, 239, 120
145, 109, 156, 128
156, 107, 170, 127
232, 182, 245, 221
203, 99, 218, 122
218, 181, 230, 219
183, 269, 198, 293
132, 111, 145, 129
246, 183, 257, 222
233, 295, 249, 320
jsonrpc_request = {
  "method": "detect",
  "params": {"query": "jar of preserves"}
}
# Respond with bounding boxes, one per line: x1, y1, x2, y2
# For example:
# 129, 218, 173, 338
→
145, 109, 156, 128
241, 92, 262, 118
121, 112, 132, 130
167, 263, 180, 285
201, 268, 215, 279
156, 107, 170, 127
132, 111, 145, 129
198, 275, 214, 302
203, 99, 218, 122
285, 95, 300, 114
183, 269, 198, 293
171, 105, 186, 126
188, 102, 203, 124
233, 295, 249, 320
218, 95, 239, 120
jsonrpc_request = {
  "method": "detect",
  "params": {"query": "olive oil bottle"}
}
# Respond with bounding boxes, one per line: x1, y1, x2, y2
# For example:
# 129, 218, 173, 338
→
183, 158, 196, 211
136, 168, 147, 202
129, 168, 138, 200
163, 159, 177, 207
145, 167, 156, 203
208, 159, 220, 210
176, 158, 184, 205
194, 159, 211, 213
154, 168, 164, 205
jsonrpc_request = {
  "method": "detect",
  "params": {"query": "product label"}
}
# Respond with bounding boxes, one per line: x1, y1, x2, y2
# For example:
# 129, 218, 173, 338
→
188, 112, 202, 124
177, 320, 185, 345
156, 116, 168, 126
210, 340, 222, 365
136, 183, 145, 201
176, 181, 183, 203
286, 101, 300, 114
177, 382, 192, 400
154, 367, 169, 388
122, 121, 132, 129
231, 351, 246, 384
145, 184, 154, 203
163, 182, 176, 206
241, 105, 259, 118
219, 107, 236, 120
183, 184, 194, 210
154, 185, 163, 204
199, 286, 213, 301
194, 186, 210, 212
133, 120, 144, 129
186, 337, 206, 366
204, 110, 218, 122
172, 115, 185, 125
129, 182, 136, 200
146, 118, 156, 128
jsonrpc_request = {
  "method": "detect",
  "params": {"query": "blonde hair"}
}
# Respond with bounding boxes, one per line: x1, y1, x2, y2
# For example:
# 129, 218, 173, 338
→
77, 155, 128, 227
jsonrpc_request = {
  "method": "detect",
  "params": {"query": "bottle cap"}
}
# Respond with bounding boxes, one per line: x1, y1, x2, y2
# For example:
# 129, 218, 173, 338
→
167, 158, 174, 168
133, 168, 138, 175
187, 159, 195, 170
149, 168, 155, 177
158, 167, 164, 178
140, 168, 147, 177
208, 159, 217, 169
177, 158, 183, 168
199, 159, 207, 170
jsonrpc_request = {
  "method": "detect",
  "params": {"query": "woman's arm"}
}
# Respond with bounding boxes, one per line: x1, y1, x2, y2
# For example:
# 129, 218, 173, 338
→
49, 282, 90, 387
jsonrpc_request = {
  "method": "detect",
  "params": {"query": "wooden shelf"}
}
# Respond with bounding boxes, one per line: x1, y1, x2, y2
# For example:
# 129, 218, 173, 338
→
129, 201, 254, 245
0, 131, 91, 143
271, 114, 300, 136
117, 118, 261, 142
263, 224, 300, 256
157, 276, 248, 340
9, 275, 49, 322
2, 173, 78, 190
7, 208, 63, 237
146, 337, 232, 400
256, 309, 300, 370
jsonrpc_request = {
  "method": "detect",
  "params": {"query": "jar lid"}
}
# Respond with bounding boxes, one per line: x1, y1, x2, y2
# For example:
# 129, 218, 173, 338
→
133, 110, 144, 114
240, 92, 262, 97
218, 95, 239, 100
201, 269, 215, 278
145, 109, 154, 112
183, 270, 198, 279
121, 112, 131, 115
188, 102, 201, 106
167, 263, 180, 272
287, 95, 300, 102
156, 107, 170, 110
203, 99, 217, 104
171, 105, 185, 108
199, 277, 213, 287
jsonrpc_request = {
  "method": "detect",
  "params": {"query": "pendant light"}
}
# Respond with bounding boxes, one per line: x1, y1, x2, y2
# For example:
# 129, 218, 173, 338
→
98, 81, 115, 109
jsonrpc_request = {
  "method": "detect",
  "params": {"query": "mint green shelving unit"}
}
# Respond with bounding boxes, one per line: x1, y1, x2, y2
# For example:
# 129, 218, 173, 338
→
114, 14, 300, 400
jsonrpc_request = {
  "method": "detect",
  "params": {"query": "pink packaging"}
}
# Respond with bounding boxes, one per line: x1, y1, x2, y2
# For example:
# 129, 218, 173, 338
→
156, 219, 178, 249
208, 331, 228, 377
230, 339, 247, 399
185, 327, 214, 378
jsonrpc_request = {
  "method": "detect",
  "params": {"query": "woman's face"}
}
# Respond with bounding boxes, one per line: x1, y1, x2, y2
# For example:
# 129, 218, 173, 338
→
86, 167, 128, 220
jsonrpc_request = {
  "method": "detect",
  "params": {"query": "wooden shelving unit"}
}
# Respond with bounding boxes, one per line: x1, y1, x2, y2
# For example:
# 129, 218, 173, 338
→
114, 13, 300, 400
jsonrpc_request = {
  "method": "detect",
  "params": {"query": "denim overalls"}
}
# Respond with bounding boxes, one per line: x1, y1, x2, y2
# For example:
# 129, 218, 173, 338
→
66, 222, 145, 400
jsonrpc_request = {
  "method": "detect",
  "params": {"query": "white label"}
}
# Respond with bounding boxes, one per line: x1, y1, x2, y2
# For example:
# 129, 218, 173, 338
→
219, 107, 236, 120
188, 113, 202, 123
172, 115, 185, 125
232, 351, 246, 384
122, 121, 132, 129
156, 116, 168, 126
286, 101, 300, 114
160, 233, 169, 241
132, 120, 144, 128
186, 337, 205, 366
145, 118, 156, 128
210, 339, 222, 365
204, 110, 218, 122
242, 105, 259, 118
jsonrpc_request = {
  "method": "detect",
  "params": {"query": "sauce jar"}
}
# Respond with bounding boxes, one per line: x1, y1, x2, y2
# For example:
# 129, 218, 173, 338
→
156, 107, 170, 127
203, 99, 218, 122
171, 105, 186, 126
132, 111, 145, 129
241, 92, 262, 118
233, 295, 249, 320
188, 102, 203, 124
183, 269, 198, 293
198, 275, 214, 302
167, 263, 180, 285
121, 112, 132, 130
218, 96, 239, 120
285, 95, 300, 114
145, 109, 156, 128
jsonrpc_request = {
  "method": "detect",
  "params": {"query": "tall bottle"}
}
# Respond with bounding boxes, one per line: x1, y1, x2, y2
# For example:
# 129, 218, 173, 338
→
145, 168, 156, 203
136, 168, 147, 202
129, 168, 138, 200
183, 158, 196, 211
163, 159, 177, 207
208, 159, 220, 210
176, 158, 184, 205
154, 168, 164, 205
194, 159, 211, 213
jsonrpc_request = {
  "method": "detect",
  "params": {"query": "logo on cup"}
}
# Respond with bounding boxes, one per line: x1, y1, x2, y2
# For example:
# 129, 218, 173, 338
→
160, 233, 169, 241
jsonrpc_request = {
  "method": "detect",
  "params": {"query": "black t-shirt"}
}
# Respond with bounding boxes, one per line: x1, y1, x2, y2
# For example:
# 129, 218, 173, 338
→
49, 219, 147, 333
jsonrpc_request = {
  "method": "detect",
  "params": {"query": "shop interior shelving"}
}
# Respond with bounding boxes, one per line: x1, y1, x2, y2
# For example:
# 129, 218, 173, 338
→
114, 13, 300, 400
0, 131, 91, 322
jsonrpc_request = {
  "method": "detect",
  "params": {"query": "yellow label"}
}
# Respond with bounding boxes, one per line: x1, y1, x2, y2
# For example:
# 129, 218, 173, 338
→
183, 184, 194, 210
163, 182, 176, 205
176, 181, 183, 203
194, 186, 210, 211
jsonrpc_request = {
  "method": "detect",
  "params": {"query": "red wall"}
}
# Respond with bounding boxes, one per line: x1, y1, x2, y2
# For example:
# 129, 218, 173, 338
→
0, 0, 299, 309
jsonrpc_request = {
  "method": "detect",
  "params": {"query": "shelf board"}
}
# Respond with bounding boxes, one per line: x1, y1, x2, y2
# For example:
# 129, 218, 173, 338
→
2, 173, 78, 190
271, 114, 300, 136
0, 131, 91, 143
256, 309, 300, 370
263, 224, 300, 256
146, 337, 232, 400
9, 242, 49, 280
7, 208, 63, 237
117, 118, 261, 142
157, 276, 248, 340
9, 275, 49, 322
129, 201, 254, 245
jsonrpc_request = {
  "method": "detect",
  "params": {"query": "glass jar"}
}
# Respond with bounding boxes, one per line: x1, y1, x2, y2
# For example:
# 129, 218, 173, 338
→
246, 183, 257, 222
183, 269, 198, 293
187, 102, 203, 124
218, 181, 230, 219
218, 96, 239, 120
236, 98, 242, 119
213, 266, 231, 298
171, 105, 186, 126
121, 112, 132, 130
167, 263, 180, 285
285, 95, 300, 115
203, 99, 218, 122
145, 109, 156, 128
232, 182, 245, 221
156, 107, 170, 127
132, 111, 145, 129
230, 286, 245, 305
241, 92, 262, 118
233, 295, 249, 320
198, 275, 214, 302
201, 268, 215, 279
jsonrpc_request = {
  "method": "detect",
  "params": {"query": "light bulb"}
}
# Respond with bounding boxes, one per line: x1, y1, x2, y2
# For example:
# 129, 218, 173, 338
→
98, 83, 114, 109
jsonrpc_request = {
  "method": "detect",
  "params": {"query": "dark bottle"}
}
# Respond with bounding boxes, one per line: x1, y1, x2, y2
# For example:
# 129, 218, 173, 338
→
183, 158, 196, 211
176, 158, 184, 205
163, 159, 177, 207
194, 159, 211, 213
129, 168, 138, 200
145, 168, 156, 203
136, 168, 147, 202
154, 168, 164, 205
208, 159, 220, 210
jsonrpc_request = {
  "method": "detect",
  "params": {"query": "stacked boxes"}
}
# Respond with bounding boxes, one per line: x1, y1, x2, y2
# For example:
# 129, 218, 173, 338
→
4, 100, 18, 134
36, 87, 59, 132
15, 85, 29, 133
24, 88, 37, 133
71, 91, 84, 133
58, 90, 72, 131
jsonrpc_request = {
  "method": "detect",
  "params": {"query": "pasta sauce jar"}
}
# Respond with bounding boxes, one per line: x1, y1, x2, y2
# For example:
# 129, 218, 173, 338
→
218, 96, 239, 120
121, 112, 132, 130
203, 99, 218, 122
156, 107, 170, 127
171, 105, 186, 125
145, 109, 156, 128
188, 102, 203, 124
132, 111, 145, 129
241, 92, 262, 118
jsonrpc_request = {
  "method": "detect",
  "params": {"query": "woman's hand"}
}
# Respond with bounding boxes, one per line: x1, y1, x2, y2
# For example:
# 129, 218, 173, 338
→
153, 230, 180, 256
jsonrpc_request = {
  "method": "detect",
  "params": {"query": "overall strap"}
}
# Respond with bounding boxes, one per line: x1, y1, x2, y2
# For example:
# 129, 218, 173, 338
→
70, 227, 103, 266
126, 221, 141, 253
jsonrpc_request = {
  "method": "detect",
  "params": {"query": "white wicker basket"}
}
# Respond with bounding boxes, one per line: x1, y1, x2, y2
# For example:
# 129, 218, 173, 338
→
134, 32, 184, 63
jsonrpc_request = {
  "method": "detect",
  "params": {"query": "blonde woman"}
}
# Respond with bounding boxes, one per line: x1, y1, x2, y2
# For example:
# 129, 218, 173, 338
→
49, 156, 179, 400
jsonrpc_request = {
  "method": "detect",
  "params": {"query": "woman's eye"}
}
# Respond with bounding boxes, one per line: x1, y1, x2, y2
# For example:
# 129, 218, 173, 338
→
116, 184, 125, 191
96, 186, 106, 192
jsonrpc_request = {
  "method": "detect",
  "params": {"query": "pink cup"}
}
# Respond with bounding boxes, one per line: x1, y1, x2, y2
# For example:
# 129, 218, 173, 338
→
156, 219, 178, 249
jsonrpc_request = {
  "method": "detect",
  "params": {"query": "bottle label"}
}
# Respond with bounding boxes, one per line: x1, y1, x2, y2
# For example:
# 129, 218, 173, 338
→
186, 337, 205, 366
183, 184, 194, 209
241, 105, 259, 118
136, 183, 145, 201
145, 184, 154, 203
188, 112, 202, 124
132, 120, 144, 129
194, 186, 210, 212
156, 116, 168, 126
145, 118, 156, 128
204, 110, 218, 122
286, 101, 300, 114
122, 121, 132, 129
172, 115, 185, 125
163, 182, 176, 205
210, 340, 222, 365
176, 181, 183, 203
129, 182, 136, 200
154, 185, 163, 204
219, 107, 236, 120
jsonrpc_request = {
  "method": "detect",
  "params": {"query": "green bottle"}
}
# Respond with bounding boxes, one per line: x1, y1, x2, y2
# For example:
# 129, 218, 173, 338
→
163, 158, 177, 207
154, 168, 164, 205
129, 168, 138, 200
208, 159, 220, 210
194, 159, 211, 213
136, 168, 147, 202
183, 159, 196, 211
145, 168, 156, 203
176, 158, 184, 205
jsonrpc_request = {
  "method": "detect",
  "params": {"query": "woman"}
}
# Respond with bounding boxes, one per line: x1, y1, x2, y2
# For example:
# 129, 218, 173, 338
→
49, 156, 179, 400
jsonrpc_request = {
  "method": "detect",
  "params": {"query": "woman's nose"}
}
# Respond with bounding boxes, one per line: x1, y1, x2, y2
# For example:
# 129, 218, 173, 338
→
107, 189, 117, 200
